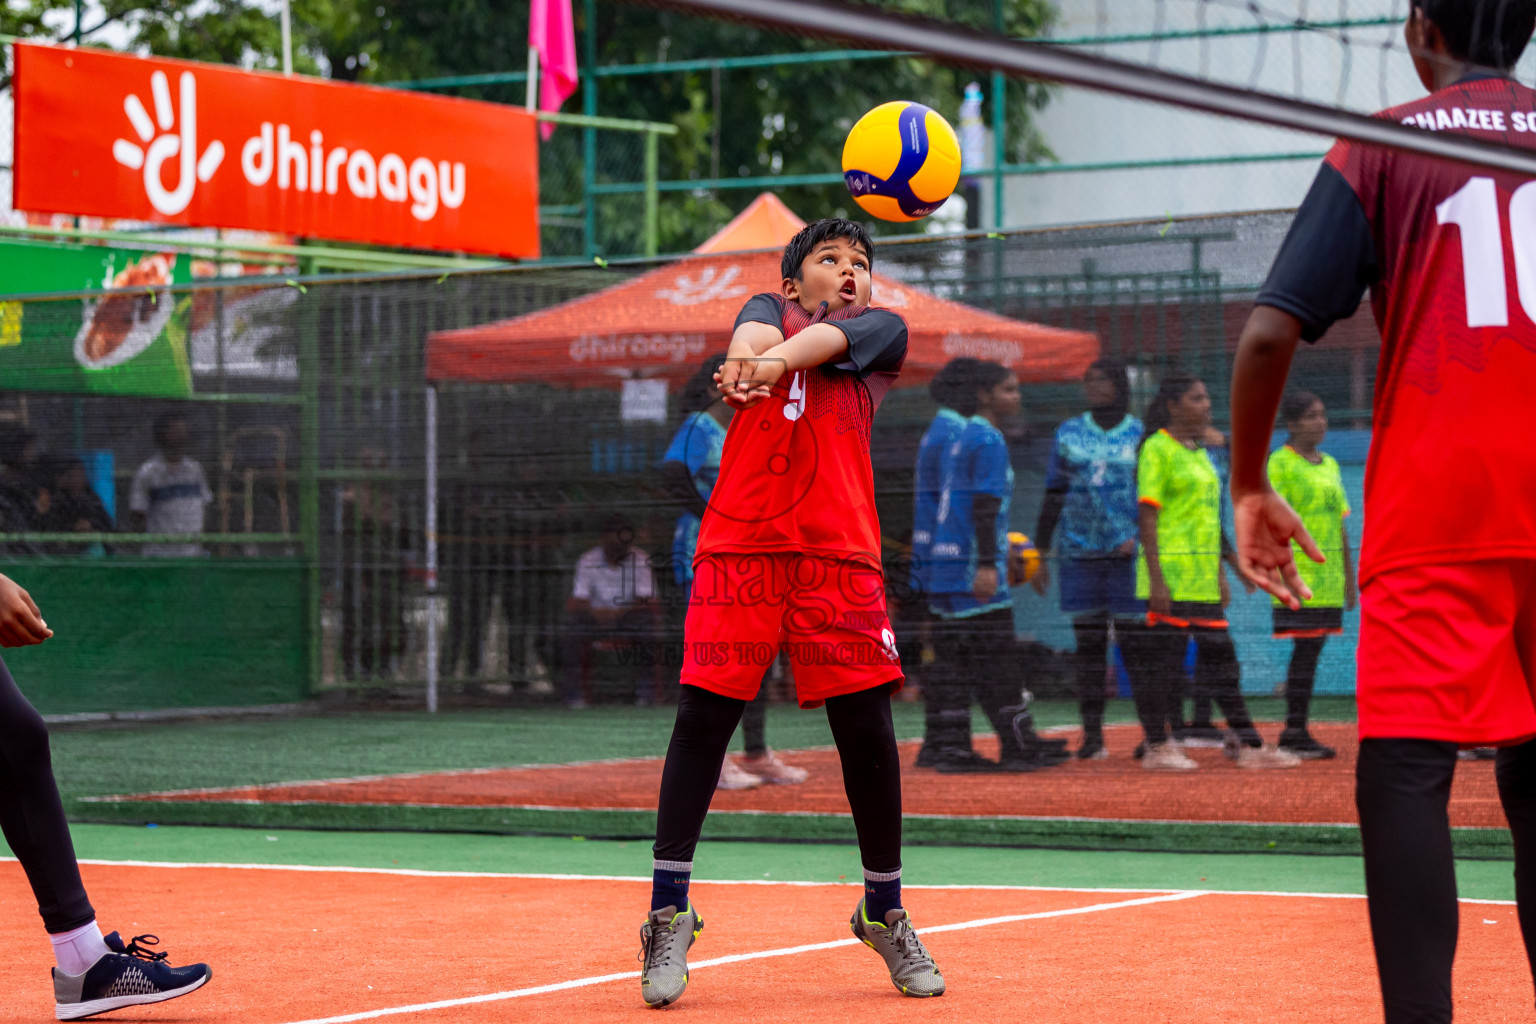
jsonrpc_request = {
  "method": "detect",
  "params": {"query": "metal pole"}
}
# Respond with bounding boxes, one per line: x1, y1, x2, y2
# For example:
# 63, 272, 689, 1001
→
583, 0, 599, 259
281, 0, 293, 75
990, 0, 1005, 231
643, 130, 659, 257
73, 0, 81, 43
526, 46, 540, 110
298, 253, 321, 693
424, 384, 440, 713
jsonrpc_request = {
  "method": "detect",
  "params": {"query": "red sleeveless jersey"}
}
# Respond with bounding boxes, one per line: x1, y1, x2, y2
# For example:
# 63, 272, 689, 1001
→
694, 294, 907, 570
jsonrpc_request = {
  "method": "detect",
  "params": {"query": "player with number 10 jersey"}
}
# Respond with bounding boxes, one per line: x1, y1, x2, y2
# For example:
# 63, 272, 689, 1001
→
1259, 76, 1536, 599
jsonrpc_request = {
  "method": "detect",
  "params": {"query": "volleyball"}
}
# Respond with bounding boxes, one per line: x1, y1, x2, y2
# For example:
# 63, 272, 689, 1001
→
1007, 532, 1042, 587
841, 101, 962, 222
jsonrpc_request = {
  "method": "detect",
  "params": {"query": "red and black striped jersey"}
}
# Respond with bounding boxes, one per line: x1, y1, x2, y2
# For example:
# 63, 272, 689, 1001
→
694, 293, 907, 570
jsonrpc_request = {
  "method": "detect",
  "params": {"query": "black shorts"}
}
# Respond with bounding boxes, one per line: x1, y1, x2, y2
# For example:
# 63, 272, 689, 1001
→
1272, 605, 1344, 638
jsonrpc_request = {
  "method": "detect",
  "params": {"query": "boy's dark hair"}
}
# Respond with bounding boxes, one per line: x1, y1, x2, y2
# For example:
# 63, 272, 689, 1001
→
949, 360, 1013, 418
929, 357, 981, 410
1140, 370, 1201, 449
1282, 390, 1324, 424
1411, 0, 1536, 70
780, 218, 875, 280
152, 410, 189, 448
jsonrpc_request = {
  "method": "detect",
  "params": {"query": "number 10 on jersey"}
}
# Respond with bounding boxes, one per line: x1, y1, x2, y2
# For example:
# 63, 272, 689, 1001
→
1438, 176, 1536, 327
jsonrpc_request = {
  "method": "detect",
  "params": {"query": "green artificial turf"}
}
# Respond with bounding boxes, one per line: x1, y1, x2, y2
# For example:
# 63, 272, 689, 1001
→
8, 823, 1513, 902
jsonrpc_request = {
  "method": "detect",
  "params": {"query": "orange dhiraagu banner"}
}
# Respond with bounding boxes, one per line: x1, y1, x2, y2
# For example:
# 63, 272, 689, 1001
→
12, 43, 540, 258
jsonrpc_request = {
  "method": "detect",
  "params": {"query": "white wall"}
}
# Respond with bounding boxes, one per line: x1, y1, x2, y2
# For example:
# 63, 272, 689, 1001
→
1003, 0, 1535, 228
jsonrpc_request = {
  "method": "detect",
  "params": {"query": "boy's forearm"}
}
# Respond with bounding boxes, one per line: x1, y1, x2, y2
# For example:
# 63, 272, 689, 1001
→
730, 321, 786, 356
759, 323, 849, 373
1230, 305, 1303, 496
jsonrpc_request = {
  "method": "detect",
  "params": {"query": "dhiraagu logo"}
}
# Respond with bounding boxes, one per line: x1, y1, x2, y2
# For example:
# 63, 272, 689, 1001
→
110, 67, 468, 222
112, 70, 226, 216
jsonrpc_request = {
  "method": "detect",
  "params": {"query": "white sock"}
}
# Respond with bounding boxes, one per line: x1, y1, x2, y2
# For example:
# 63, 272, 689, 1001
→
50, 920, 110, 976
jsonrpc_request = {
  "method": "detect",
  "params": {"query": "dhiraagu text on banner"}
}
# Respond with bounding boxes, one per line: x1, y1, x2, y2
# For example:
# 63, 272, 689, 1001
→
0, 238, 194, 398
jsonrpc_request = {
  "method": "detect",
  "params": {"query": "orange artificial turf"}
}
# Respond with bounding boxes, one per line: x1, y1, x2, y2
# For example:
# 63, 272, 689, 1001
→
2, 861, 1528, 1023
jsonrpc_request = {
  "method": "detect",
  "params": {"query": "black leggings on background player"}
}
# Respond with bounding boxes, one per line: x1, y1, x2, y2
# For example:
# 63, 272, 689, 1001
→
1135, 605, 1264, 749
0, 653, 95, 933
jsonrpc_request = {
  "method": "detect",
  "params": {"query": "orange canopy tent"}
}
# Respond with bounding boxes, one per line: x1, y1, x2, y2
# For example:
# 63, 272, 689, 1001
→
424, 193, 1099, 389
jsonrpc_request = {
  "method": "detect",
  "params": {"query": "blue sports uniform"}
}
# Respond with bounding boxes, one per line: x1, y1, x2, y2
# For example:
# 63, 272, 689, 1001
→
928, 416, 1014, 619
1043, 413, 1143, 615
911, 408, 968, 599
662, 410, 727, 586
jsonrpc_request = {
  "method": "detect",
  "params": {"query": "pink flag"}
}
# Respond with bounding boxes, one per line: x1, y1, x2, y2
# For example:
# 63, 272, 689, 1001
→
529, 0, 578, 140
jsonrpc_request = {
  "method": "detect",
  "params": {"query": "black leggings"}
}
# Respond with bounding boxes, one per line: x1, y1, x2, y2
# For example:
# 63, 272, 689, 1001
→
740, 685, 768, 757
1132, 607, 1259, 747
1072, 614, 1113, 737
1357, 738, 1536, 1023
0, 655, 94, 933
655, 683, 902, 873
925, 609, 1032, 760
1285, 636, 1327, 731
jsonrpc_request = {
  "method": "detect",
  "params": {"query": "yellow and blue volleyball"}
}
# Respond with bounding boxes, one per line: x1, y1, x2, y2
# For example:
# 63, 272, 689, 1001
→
1007, 532, 1041, 587
842, 101, 962, 222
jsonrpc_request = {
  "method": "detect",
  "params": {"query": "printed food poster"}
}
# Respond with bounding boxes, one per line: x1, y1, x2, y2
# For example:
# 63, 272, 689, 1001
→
0, 239, 193, 397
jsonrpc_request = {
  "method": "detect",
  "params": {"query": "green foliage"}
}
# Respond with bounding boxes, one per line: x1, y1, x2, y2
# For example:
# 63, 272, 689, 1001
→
7, 0, 1057, 255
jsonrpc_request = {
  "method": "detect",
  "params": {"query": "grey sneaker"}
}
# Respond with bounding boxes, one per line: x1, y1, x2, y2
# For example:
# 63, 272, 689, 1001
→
638, 903, 703, 1008
850, 898, 945, 997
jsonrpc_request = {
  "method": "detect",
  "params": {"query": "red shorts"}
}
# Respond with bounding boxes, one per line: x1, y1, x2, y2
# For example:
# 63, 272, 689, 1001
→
681, 552, 904, 708
1357, 559, 1536, 746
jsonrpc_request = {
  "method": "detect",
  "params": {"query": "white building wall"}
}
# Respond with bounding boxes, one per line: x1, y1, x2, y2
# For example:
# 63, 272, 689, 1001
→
1002, 0, 1535, 228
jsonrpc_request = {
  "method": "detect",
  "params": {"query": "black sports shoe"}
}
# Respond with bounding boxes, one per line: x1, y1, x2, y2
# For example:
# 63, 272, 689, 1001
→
1278, 728, 1337, 760
914, 744, 941, 769
1076, 734, 1107, 760
933, 748, 1002, 773
54, 932, 211, 1021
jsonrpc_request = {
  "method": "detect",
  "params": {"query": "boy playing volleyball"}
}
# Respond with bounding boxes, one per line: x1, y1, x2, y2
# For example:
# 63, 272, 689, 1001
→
1230, 2, 1536, 1019
638, 219, 944, 1007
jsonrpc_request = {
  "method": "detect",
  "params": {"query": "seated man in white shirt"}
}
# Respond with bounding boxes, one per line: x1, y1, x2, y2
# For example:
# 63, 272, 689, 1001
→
129, 412, 211, 558
562, 515, 660, 709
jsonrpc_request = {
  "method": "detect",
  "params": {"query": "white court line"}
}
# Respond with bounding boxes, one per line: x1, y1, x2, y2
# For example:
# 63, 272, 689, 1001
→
273, 891, 1209, 1024
9, 858, 1514, 905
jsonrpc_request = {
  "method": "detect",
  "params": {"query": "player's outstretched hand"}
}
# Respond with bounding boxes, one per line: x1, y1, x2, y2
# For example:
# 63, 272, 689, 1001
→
0, 573, 51, 647
716, 356, 785, 410
1232, 488, 1324, 610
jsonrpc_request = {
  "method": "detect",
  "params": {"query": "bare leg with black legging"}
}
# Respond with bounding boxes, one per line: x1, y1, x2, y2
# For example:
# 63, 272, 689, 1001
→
0, 654, 95, 935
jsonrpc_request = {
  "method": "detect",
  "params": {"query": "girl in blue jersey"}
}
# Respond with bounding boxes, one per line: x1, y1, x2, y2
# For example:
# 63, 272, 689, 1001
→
1032, 359, 1146, 759
926, 360, 1067, 772
912, 358, 981, 767
661, 357, 807, 789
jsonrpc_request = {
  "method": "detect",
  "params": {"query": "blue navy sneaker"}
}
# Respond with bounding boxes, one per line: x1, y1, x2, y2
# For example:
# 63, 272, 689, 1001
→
53, 932, 211, 1021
